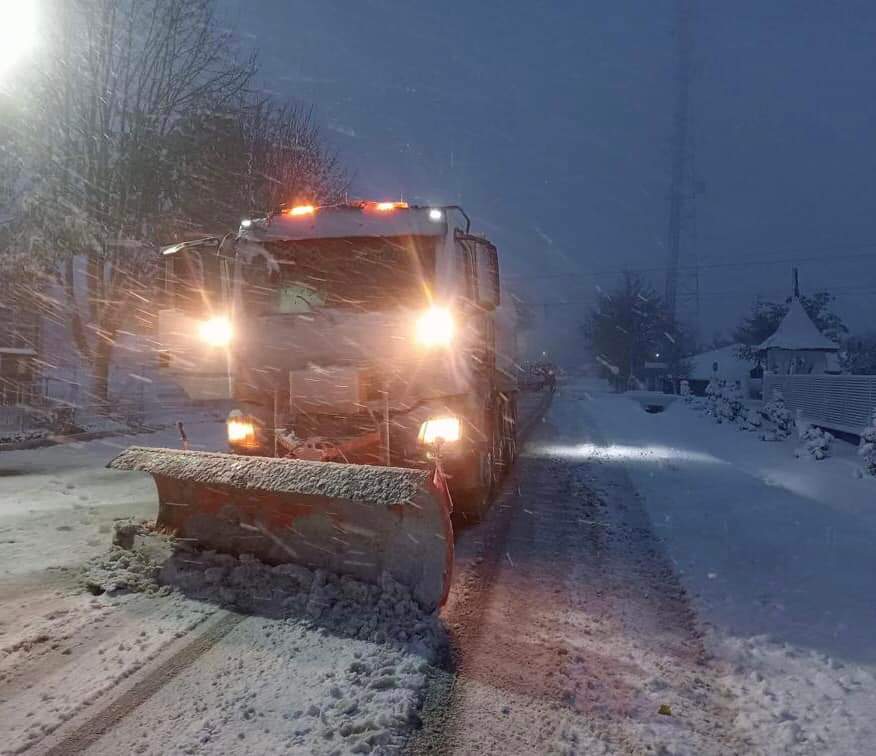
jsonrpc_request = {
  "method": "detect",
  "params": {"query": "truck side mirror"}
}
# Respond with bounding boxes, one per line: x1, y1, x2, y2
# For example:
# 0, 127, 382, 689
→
475, 241, 500, 309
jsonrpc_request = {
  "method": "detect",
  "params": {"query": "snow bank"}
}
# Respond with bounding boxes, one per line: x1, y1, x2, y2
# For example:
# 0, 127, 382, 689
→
83, 532, 446, 659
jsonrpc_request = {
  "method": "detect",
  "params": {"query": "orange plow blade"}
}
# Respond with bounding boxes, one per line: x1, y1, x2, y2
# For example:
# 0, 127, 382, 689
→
108, 447, 454, 611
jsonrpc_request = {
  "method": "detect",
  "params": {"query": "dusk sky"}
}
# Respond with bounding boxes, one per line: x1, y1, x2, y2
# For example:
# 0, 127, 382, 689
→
227, 0, 876, 344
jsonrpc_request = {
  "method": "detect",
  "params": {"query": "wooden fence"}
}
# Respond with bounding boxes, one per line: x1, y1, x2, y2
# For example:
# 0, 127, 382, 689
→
763, 374, 876, 436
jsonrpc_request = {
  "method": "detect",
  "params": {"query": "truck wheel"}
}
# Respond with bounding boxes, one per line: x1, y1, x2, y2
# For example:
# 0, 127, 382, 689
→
454, 440, 497, 523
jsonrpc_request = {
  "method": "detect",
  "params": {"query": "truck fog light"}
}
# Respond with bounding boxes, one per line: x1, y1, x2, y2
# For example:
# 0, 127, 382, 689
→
418, 416, 461, 445
227, 413, 257, 446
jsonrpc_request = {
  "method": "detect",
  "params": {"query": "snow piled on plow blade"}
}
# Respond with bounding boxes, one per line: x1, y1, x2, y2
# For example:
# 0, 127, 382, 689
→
107, 447, 453, 611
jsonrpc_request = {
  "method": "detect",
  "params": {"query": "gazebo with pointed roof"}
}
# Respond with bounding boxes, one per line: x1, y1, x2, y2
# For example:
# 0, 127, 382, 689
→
758, 271, 838, 376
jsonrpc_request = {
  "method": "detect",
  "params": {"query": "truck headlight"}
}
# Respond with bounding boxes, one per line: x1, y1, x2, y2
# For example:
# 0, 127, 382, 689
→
418, 416, 461, 445
415, 307, 453, 347
227, 414, 256, 446
199, 316, 232, 347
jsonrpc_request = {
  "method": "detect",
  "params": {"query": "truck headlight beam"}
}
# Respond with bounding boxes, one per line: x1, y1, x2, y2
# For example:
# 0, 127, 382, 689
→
198, 316, 232, 347
415, 307, 454, 348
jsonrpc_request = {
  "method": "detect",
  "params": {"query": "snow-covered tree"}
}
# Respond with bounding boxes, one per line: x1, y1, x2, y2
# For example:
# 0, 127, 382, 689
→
759, 388, 794, 441
858, 409, 876, 476
705, 376, 721, 417
841, 334, 876, 375
584, 272, 675, 388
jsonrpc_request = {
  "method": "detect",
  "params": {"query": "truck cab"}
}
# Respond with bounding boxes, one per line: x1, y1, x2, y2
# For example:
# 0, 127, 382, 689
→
159, 202, 517, 512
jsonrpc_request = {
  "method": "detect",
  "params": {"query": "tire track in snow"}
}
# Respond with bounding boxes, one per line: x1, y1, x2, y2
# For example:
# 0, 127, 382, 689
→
41, 611, 246, 756
410, 390, 744, 755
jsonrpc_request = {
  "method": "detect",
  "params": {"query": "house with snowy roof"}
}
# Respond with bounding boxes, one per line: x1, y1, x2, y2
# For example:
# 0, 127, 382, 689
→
687, 344, 757, 397
758, 289, 839, 377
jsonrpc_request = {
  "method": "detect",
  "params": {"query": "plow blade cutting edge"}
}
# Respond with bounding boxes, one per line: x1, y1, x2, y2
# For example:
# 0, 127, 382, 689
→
107, 447, 454, 611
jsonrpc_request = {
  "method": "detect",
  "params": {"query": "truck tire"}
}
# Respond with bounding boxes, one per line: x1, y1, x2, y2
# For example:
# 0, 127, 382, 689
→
453, 404, 501, 523
453, 448, 495, 523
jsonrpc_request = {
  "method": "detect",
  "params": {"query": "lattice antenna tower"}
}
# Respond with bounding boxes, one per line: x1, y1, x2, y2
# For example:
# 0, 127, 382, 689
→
664, 0, 700, 334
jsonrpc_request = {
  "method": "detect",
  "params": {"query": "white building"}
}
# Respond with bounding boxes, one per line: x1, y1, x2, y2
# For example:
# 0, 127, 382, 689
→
758, 296, 839, 376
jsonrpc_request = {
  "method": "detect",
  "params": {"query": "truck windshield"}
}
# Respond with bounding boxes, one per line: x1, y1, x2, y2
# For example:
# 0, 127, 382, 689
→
238, 235, 437, 314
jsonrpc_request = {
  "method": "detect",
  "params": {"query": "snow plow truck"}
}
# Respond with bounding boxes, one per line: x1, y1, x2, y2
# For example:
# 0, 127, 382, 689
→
109, 202, 518, 610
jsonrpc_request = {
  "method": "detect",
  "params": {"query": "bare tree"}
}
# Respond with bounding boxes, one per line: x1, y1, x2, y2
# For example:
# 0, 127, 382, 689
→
165, 99, 349, 234
6, 1, 349, 407
17, 0, 256, 405
241, 100, 349, 215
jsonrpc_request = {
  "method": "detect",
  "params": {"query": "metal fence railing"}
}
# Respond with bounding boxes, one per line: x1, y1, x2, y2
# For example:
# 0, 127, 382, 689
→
764, 374, 876, 436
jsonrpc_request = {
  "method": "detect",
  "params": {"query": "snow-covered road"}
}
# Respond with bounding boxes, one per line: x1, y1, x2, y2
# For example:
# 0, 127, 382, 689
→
2, 384, 875, 754
411, 387, 741, 755
411, 381, 876, 755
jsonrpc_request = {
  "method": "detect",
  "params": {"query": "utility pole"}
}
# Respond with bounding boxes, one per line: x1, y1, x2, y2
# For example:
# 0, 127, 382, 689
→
664, 0, 700, 335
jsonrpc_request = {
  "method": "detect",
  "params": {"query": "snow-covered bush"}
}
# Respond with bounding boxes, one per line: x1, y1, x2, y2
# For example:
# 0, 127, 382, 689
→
759, 388, 794, 441
716, 382, 744, 424
858, 409, 876, 476
793, 411, 832, 460
738, 408, 762, 432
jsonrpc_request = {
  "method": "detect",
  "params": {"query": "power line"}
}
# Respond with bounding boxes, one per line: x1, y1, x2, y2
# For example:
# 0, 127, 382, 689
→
503, 248, 876, 283
525, 282, 876, 307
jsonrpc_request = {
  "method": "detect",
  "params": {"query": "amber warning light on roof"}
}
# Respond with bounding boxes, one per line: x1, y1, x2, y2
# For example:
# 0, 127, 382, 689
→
286, 204, 315, 217
369, 201, 409, 212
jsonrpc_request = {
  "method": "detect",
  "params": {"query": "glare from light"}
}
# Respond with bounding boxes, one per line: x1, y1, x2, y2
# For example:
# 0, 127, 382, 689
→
527, 443, 724, 465
198, 316, 232, 347
371, 201, 408, 212
415, 306, 454, 347
418, 416, 461, 445
227, 419, 256, 444
287, 204, 315, 217
241, 219, 252, 228
0, 1, 37, 76
428, 208, 443, 221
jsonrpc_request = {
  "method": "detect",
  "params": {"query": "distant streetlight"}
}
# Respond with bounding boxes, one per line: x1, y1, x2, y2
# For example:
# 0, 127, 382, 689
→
0, 0, 38, 77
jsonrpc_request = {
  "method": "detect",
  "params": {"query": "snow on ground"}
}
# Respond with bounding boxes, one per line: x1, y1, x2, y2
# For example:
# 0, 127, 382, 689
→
74, 539, 444, 755
557, 380, 876, 755
1, 590, 214, 755
0, 420, 226, 578
0, 420, 445, 755
4, 534, 444, 755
